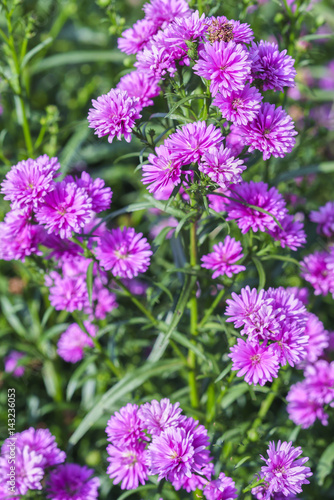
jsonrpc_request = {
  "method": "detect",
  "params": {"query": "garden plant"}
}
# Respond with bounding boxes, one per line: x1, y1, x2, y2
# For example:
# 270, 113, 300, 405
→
0, 0, 334, 498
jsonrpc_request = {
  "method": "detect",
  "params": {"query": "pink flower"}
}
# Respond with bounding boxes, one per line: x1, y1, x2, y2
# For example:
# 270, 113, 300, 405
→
35, 181, 92, 239
165, 122, 223, 165
229, 339, 279, 386
203, 472, 238, 500
310, 201, 334, 237
213, 84, 263, 125
117, 71, 160, 109
118, 19, 157, 55
64, 171, 112, 213
4, 350, 25, 377
143, 0, 191, 30
95, 227, 152, 279
106, 442, 148, 490
199, 145, 246, 189
46, 463, 100, 500
201, 236, 246, 278
137, 398, 182, 436
88, 89, 141, 144
15, 428, 66, 468
142, 144, 182, 194
268, 214, 306, 251
106, 403, 147, 447
206, 16, 254, 44
57, 322, 96, 363
287, 381, 329, 428
237, 103, 297, 160
194, 41, 251, 97
300, 250, 334, 296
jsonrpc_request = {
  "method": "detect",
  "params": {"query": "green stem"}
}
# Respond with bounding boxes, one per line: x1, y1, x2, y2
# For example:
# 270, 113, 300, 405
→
251, 377, 281, 430
72, 312, 122, 378
114, 278, 159, 327
199, 287, 225, 329
188, 216, 200, 409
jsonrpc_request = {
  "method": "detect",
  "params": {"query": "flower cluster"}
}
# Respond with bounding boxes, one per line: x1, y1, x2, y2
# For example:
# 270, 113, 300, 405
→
226, 286, 309, 385
201, 235, 245, 279
287, 360, 334, 428
300, 245, 334, 297
105, 398, 234, 496
252, 441, 312, 499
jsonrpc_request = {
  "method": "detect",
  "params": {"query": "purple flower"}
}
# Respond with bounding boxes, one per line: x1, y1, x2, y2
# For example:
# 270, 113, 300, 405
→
117, 71, 160, 109
142, 144, 182, 194
304, 360, 334, 406
302, 313, 329, 364
168, 10, 208, 44
229, 339, 279, 386
225, 286, 266, 330
172, 463, 214, 492
193, 41, 251, 97
135, 43, 177, 79
208, 187, 231, 213
203, 472, 238, 500
310, 201, 334, 237
35, 181, 92, 239
143, 0, 191, 30
106, 403, 147, 447
0, 446, 44, 496
286, 286, 309, 305
1, 155, 60, 210
213, 84, 263, 125
92, 286, 118, 320
0, 209, 45, 262
226, 181, 287, 234
237, 103, 297, 160
201, 236, 246, 278
206, 16, 254, 44
199, 144, 246, 189
256, 441, 312, 498
137, 398, 182, 436
250, 41, 297, 92
4, 350, 25, 377
106, 442, 148, 490
95, 227, 152, 279
88, 89, 141, 144
15, 427, 66, 468
46, 463, 100, 500
287, 381, 329, 428
147, 427, 196, 481
300, 250, 334, 296
118, 19, 157, 55
268, 214, 306, 251
64, 171, 112, 213
165, 122, 223, 165
57, 322, 96, 363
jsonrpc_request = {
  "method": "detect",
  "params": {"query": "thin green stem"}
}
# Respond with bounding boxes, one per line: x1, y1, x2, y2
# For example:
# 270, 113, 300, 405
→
199, 287, 225, 329
251, 377, 281, 431
114, 278, 159, 327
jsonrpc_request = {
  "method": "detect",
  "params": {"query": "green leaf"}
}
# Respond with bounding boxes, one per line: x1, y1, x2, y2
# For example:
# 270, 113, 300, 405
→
252, 256, 266, 291
68, 359, 183, 445
0, 296, 26, 337
118, 485, 157, 500
59, 122, 90, 175
175, 211, 195, 238
171, 330, 207, 363
317, 442, 334, 486
261, 254, 300, 267
86, 261, 94, 308
215, 362, 232, 383
274, 162, 334, 183
21, 37, 53, 69
221, 383, 248, 409
31, 50, 125, 74
234, 456, 251, 469
148, 274, 197, 362
66, 355, 98, 401
165, 94, 208, 118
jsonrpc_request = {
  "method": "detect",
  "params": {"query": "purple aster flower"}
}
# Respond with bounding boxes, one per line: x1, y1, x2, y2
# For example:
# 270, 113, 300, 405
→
208, 187, 231, 213
226, 181, 287, 234
106, 403, 147, 447
286, 286, 309, 305
57, 322, 96, 363
310, 201, 334, 237
302, 313, 329, 364
168, 10, 208, 43
0, 445, 44, 496
88, 89, 141, 144
229, 339, 279, 386
95, 227, 152, 279
137, 398, 182, 436
203, 472, 238, 500
4, 350, 25, 377
206, 16, 254, 44
46, 463, 100, 500
300, 250, 334, 296
225, 124, 245, 156
172, 463, 214, 492
107, 442, 148, 490
257, 441, 312, 498
143, 0, 191, 30
121, 278, 149, 296
250, 41, 297, 92
142, 144, 182, 194
149, 216, 178, 240
270, 322, 309, 367
147, 426, 197, 481
118, 19, 157, 55
193, 41, 251, 97
64, 171, 112, 213
0, 208, 45, 262
201, 236, 246, 278
165, 122, 223, 166
92, 286, 118, 320
199, 144, 246, 189
237, 103, 297, 160
268, 214, 306, 251
1, 155, 60, 210
135, 43, 177, 79
15, 427, 66, 468
304, 360, 334, 406
117, 71, 160, 109
286, 381, 329, 428
35, 181, 92, 239
225, 286, 266, 330
213, 84, 263, 126
45, 270, 89, 312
